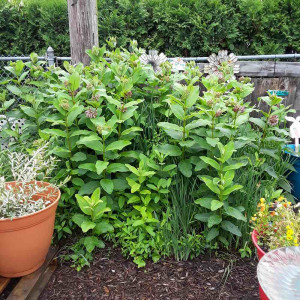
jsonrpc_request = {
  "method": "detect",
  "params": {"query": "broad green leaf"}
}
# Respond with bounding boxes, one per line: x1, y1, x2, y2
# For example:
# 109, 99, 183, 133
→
211, 200, 223, 211
76, 194, 92, 215
106, 140, 131, 151
170, 103, 185, 120
95, 161, 109, 175
225, 206, 246, 221
81, 220, 96, 233
206, 228, 219, 242
41, 128, 67, 137
78, 163, 96, 172
121, 127, 143, 136
223, 170, 235, 188
72, 177, 85, 186
223, 184, 243, 196
164, 129, 183, 140
185, 119, 211, 130
106, 163, 128, 173
7, 85, 22, 96
126, 177, 141, 193
200, 156, 220, 170
235, 114, 249, 126
52, 147, 70, 158
100, 179, 114, 194
200, 176, 220, 194
264, 166, 278, 179
70, 130, 92, 137
78, 181, 99, 195
194, 198, 213, 209
67, 105, 84, 126
20, 106, 36, 118
208, 215, 222, 228
69, 72, 80, 91
206, 137, 219, 147
218, 236, 229, 246
94, 221, 114, 234
249, 117, 265, 129
83, 236, 104, 253
80, 140, 103, 152
125, 164, 139, 176
186, 85, 199, 108
260, 148, 279, 160
132, 220, 145, 226
223, 162, 247, 171
71, 152, 87, 162
223, 141, 235, 162
194, 212, 212, 222
72, 213, 88, 227
221, 220, 242, 237
127, 195, 140, 204
178, 160, 193, 177
158, 122, 183, 132
156, 144, 182, 156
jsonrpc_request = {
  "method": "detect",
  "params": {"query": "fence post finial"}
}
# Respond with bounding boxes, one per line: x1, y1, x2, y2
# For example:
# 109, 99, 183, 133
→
46, 46, 55, 67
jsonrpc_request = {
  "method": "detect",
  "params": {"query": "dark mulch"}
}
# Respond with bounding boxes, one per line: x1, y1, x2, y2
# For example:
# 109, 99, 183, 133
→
40, 245, 259, 300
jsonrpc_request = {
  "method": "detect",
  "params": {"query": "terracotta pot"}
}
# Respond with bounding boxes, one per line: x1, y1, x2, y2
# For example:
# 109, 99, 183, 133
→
0, 181, 60, 278
251, 230, 268, 300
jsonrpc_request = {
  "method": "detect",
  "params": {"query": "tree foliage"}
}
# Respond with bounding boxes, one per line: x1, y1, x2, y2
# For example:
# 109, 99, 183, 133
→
0, 0, 299, 56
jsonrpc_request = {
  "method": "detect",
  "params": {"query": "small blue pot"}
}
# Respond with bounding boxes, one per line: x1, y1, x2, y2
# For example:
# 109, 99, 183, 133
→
284, 144, 300, 202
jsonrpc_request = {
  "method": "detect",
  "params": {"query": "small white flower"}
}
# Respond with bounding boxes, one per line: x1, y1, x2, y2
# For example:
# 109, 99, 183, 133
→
140, 50, 167, 73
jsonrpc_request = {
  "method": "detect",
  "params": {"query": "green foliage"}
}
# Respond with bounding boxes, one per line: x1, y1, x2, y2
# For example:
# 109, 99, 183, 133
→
1, 39, 295, 268
1, 0, 300, 56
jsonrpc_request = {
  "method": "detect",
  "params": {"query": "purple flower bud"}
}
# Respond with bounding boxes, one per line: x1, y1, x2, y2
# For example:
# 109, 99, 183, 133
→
268, 115, 279, 126
215, 110, 222, 117
85, 108, 97, 119
233, 105, 239, 113
239, 106, 245, 113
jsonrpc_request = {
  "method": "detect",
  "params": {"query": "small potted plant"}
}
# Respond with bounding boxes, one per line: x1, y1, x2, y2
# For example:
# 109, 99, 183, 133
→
251, 195, 300, 299
0, 145, 61, 277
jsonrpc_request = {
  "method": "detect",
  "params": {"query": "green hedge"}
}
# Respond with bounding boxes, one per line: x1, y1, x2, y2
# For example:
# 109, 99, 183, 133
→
0, 0, 299, 57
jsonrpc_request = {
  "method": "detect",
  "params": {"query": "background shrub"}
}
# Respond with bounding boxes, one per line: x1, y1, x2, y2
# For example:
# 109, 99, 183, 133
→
0, 0, 299, 56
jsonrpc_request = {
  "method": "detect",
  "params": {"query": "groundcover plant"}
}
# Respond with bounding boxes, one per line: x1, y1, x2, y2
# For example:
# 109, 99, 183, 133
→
0, 40, 295, 268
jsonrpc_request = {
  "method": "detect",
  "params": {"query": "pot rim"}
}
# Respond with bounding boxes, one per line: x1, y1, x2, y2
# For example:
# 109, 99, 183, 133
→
251, 229, 266, 255
0, 181, 60, 222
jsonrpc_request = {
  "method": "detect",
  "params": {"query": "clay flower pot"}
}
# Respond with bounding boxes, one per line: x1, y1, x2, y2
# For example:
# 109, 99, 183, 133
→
251, 230, 268, 300
0, 181, 60, 278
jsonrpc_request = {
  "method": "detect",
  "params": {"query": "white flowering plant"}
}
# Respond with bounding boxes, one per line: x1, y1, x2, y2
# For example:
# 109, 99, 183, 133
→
0, 144, 58, 219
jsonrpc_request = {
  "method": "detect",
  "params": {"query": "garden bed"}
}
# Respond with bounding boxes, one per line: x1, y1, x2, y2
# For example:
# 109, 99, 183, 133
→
40, 245, 259, 300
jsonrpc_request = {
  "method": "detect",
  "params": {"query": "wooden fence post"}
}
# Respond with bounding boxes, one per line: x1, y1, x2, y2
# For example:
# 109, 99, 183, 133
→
67, 0, 99, 65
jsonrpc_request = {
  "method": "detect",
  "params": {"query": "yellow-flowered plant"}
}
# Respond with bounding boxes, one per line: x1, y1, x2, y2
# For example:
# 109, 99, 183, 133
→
251, 195, 300, 251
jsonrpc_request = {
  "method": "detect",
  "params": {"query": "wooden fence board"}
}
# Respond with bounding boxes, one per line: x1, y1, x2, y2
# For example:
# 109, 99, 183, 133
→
197, 61, 300, 78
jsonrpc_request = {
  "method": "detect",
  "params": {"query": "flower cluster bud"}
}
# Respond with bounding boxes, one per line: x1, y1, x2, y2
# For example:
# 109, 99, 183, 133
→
85, 108, 97, 119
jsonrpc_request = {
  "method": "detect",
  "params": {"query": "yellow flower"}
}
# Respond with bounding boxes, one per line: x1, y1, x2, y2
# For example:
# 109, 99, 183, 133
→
288, 202, 292, 206
251, 217, 257, 221
286, 225, 290, 229
294, 239, 298, 244
278, 196, 285, 202
260, 198, 265, 203
287, 235, 293, 241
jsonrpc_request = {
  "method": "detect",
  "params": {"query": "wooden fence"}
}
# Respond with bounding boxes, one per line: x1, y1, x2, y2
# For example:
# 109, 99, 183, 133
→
198, 61, 300, 116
